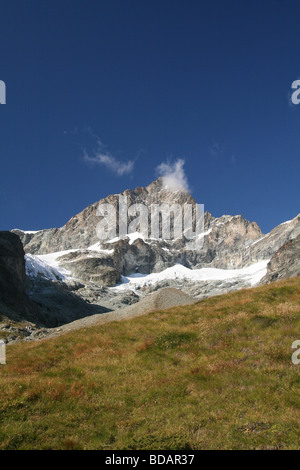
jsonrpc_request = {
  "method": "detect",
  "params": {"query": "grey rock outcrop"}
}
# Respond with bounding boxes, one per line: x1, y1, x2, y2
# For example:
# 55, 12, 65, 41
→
245, 215, 300, 264
260, 234, 300, 284
58, 251, 121, 286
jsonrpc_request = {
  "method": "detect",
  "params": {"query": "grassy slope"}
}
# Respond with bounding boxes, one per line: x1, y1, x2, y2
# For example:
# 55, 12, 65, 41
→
0, 277, 300, 450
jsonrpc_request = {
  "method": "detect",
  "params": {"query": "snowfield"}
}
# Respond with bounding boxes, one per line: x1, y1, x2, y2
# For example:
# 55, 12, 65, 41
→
25, 253, 72, 281
25, 245, 114, 281
114, 260, 269, 291
25, 248, 269, 291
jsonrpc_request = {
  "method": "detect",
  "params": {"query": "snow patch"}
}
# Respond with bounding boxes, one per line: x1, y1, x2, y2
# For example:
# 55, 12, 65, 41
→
26, 245, 115, 281
106, 236, 121, 244
251, 234, 268, 246
13, 229, 43, 234
113, 260, 269, 291
25, 253, 72, 281
127, 232, 148, 245
104, 232, 149, 245
279, 219, 293, 226
197, 228, 212, 239
25, 249, 81, 281
87, 241, 114, 254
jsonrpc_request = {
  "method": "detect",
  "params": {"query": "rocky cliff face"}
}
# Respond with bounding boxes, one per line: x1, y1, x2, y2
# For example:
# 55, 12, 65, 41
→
0, 232, 26, 297
260, 234, 300, 284
13, 178, 198, 255
0, 232, 38, 324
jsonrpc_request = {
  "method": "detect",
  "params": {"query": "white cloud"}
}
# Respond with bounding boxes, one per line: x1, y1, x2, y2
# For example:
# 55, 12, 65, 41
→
156, 159, 190, 192
84, 140, 135, 176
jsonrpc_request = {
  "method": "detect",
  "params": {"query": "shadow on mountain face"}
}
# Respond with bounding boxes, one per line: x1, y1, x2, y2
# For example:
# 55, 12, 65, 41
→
27, 278, 112, 328
0, 231, 112, 329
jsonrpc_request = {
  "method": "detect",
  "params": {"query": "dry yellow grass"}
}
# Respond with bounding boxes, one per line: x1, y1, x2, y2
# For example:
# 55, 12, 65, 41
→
0, 277, 299, 449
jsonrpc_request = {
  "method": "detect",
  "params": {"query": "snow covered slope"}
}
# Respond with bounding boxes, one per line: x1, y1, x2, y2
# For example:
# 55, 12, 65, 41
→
115, 260, 269, 291
25, 252, 73, 280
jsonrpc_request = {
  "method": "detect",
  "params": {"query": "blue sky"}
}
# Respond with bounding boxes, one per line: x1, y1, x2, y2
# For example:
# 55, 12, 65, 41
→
0, 0, 299, 234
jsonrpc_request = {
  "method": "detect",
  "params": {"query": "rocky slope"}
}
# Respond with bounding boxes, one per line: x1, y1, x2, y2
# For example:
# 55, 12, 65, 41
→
42, 287, 196, 340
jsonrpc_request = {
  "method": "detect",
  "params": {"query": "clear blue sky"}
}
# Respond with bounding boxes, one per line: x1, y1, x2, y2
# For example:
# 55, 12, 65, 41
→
0, 0, 299, 234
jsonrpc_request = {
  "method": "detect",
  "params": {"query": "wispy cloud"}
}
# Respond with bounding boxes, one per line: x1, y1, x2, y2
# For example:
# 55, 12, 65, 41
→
156, 158, 190, 192
209, 142, 224, 158
84, 139, 135, 177
209, 142, 236, 164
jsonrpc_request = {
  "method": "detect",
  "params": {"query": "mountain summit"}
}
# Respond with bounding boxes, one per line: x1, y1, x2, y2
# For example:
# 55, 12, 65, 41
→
13, 178, 197, 255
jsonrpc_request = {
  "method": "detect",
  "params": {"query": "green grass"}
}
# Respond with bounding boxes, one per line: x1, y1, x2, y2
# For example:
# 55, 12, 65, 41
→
0, 277, 300, 449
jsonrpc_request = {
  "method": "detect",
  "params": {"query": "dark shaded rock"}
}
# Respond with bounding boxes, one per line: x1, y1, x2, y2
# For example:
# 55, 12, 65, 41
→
0, 231, 41, 324
28, 278, 111, 327
0, 231, 26, 299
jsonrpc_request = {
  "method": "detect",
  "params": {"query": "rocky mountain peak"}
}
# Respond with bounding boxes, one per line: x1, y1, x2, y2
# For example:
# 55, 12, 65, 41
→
10, 181, 300, 287
6, 182, 299, 334
120, 177, 196, 207
13, 179, 202, 254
